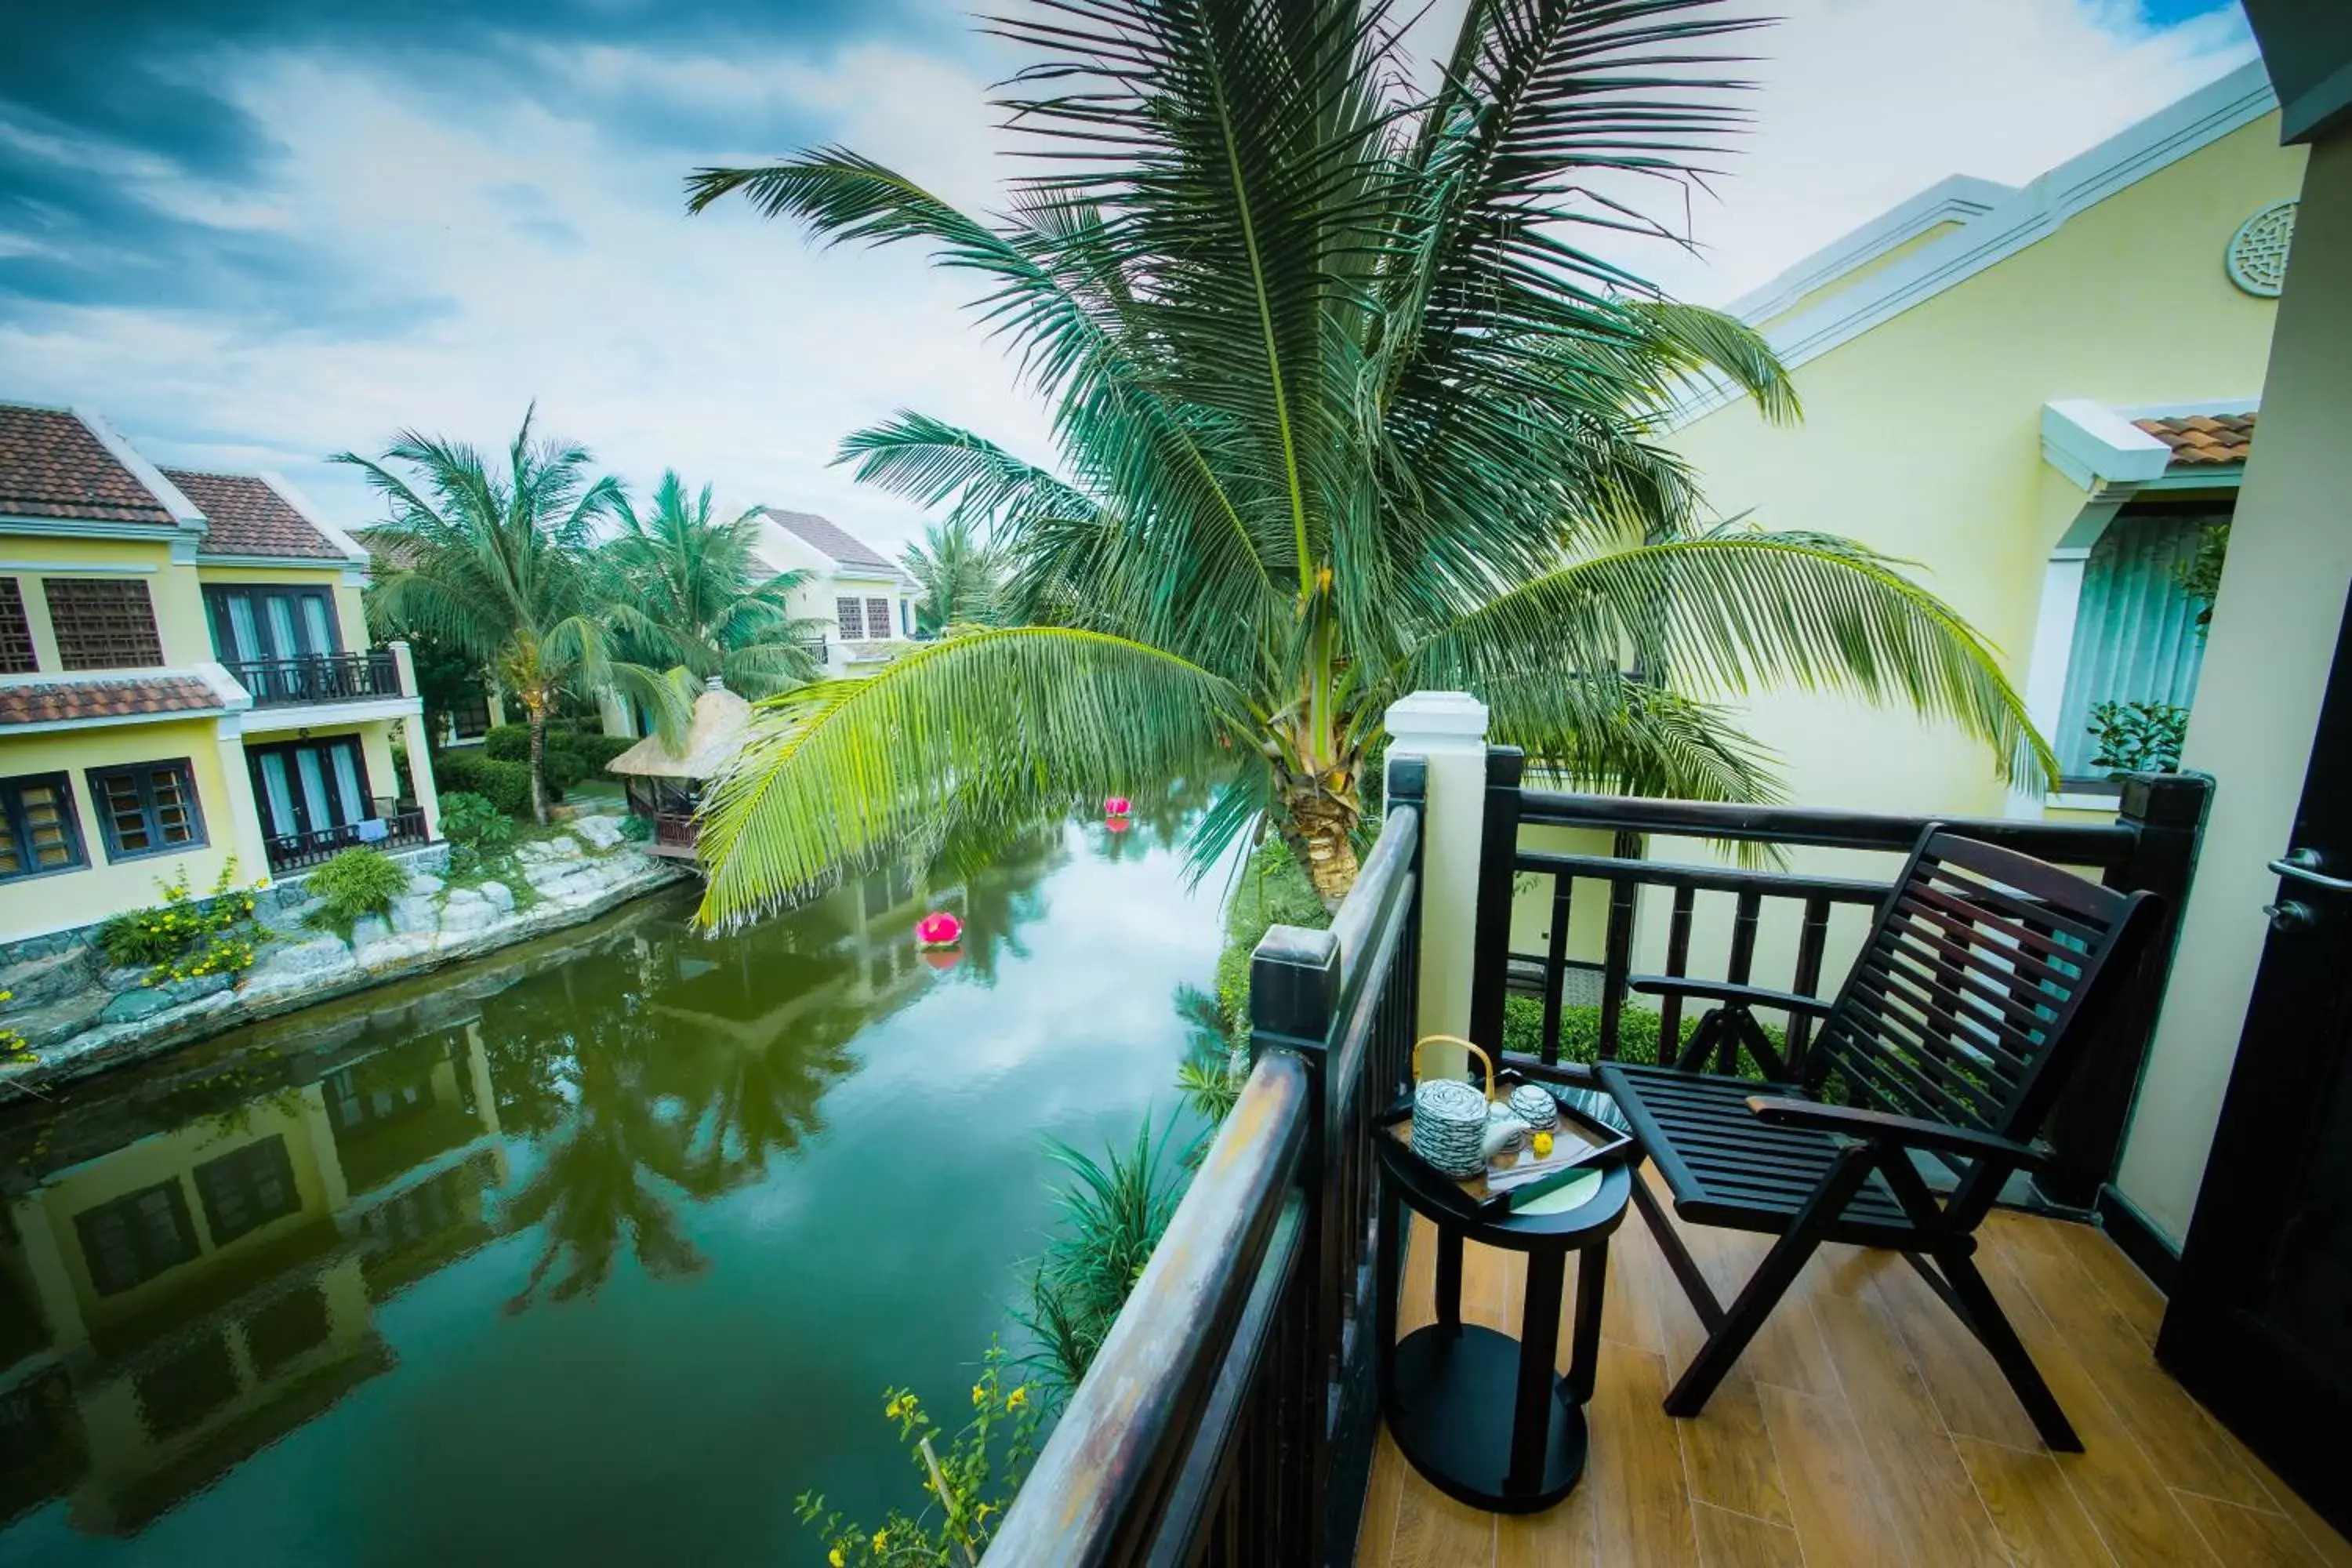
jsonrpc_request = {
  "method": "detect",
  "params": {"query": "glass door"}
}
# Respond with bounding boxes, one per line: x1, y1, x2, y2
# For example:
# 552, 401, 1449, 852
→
247, 737, 372, 853
206, 587, 342, 702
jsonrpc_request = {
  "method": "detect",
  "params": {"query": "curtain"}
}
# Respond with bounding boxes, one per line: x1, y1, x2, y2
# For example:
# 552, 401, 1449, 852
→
329, 742, 366, 822
258, 753, 296, 837
2055, 511, 2220, 776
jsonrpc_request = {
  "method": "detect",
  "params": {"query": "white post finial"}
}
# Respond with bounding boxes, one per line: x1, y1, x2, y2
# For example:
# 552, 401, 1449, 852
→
1385, 691, 1490, 1064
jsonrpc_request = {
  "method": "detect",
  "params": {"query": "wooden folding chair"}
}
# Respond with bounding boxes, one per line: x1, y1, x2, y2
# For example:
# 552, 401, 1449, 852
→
1596, 827, 2162, 1450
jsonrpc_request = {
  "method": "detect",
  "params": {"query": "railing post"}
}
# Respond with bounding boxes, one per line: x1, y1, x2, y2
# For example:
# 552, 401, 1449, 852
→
1248, 924, 1339, 1566
1468, 746, 1524, 1058
2038, 769, 2214, 1209
1383, 692, 1491, 1075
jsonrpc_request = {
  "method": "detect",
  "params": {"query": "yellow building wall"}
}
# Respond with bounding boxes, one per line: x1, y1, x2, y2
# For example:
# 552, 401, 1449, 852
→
0, 719, 249, 938
26, 1098, 337, 1340
1581, 114, 2307, 1002
192, 563, 369, 652
0, 536, 210, 670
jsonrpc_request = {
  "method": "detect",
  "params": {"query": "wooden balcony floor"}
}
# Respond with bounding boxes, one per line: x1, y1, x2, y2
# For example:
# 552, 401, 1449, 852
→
1357, 1171, 2350, 1567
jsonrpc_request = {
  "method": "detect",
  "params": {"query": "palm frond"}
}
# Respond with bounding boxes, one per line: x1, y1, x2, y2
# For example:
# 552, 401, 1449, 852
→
695, 627, 1250, 925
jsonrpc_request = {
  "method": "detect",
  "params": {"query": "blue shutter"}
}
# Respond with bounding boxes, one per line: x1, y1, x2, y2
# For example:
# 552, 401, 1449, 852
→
2054, 511, 2220, 777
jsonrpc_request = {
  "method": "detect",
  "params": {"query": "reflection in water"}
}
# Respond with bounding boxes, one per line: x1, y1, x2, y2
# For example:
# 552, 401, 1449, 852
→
0, 815, 1196, 1559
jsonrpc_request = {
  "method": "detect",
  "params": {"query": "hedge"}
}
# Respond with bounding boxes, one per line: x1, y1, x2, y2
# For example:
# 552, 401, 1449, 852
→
431, 750, 533, 817
1501, 993, 1786, 1079
481, 724, 635, 793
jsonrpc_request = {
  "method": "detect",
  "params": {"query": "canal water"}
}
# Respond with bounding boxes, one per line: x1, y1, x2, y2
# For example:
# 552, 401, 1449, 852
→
0, 816, 1227, 1564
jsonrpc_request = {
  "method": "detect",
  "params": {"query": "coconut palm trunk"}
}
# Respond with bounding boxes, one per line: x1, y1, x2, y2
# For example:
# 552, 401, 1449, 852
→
682, 0, 2057, 927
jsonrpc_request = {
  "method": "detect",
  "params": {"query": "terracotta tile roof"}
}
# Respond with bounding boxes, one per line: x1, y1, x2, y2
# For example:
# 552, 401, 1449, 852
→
165, 469, 345, 559
757, 506, 897, 570
0, 405, 176, 525
2133, 412, 2255, 468
0, 674, 220, 728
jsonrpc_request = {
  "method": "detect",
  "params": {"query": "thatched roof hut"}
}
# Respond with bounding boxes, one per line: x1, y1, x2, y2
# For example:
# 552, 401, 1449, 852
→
608, 681, 753, 782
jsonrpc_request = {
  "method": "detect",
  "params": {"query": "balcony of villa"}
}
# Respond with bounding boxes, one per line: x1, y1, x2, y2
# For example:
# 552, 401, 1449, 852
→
228, 647, 422, 737
977, 715, 2350, 1568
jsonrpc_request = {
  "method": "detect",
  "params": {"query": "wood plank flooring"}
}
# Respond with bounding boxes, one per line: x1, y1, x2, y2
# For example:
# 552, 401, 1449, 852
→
1356, 1171, 2350, 1567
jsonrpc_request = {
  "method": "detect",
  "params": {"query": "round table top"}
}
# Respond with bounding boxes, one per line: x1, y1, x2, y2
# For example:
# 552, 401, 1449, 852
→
1373, 1129, 1632, 1252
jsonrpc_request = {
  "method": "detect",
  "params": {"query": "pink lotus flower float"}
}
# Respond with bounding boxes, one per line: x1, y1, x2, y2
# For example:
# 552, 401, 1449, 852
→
1103, 796, 1133, 818
915, 911, 964, 949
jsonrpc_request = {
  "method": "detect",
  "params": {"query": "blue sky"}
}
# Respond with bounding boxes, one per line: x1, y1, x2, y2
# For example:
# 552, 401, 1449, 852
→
0, 0, 2261, 553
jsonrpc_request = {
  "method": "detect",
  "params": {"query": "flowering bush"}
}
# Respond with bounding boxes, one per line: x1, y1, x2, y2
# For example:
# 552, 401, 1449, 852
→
796, 1341, 1040, 1566
1, 990, 30, 1066
96, 861, 272, 987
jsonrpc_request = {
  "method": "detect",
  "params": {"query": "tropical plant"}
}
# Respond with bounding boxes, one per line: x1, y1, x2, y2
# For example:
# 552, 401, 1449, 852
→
438, 790, 516, 873
899, 510, 1004, 637
599, 469, 829, 696
2176, 521, 2230, 631
306, 848, 412, 936
684, 0, 2053, 920
2087, 699, 2189, 777
341, 407, 686, 824
1014, 1116, 1192, 1399
432, 750, 535, 818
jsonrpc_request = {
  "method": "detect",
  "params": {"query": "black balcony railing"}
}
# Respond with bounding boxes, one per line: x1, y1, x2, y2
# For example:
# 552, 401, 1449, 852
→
796, 636, 829, 664
229, 648, 403, 707
266, 806, 428, 873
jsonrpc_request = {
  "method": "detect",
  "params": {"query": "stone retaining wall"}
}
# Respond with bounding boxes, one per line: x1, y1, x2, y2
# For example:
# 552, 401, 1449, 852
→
1, 812, 691, 1087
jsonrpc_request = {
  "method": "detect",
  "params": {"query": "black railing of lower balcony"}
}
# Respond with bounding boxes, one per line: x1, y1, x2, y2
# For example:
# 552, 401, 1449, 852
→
796, 636, 829, 664
228, 648, 403, 707
1467, 748, 2213, 1211
265, 806, 427, 873
985, 763, 1426, 1568
652, 812, 697, 850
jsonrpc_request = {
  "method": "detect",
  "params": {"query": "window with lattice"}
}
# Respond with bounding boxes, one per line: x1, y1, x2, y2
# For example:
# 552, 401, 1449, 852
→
867, 598, 891, 640
88, 758, 205, 860
836, 597, 865, 640
0, 580, 34, 673
0, 773, 83, 880
44, 578, 163, 670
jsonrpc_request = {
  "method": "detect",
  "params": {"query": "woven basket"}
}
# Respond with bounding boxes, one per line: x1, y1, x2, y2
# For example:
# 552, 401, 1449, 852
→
1410, 1035, 1496, 1179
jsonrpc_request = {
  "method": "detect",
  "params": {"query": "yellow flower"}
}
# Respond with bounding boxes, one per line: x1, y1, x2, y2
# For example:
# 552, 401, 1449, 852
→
871, 1530, 887, 1552
829, 1550, 844, 1567
1006, 1386, 1028, 1410
971, 1383, 987, 1406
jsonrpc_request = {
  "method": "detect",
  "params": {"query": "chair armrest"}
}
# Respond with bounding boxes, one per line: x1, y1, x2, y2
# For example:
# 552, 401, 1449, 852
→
1744, 1096, 2044, 1167
1627, 977, 1835, 1017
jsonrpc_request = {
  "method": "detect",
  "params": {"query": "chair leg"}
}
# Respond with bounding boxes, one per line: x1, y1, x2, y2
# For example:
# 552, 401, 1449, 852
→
1629, 1162, 1723, 1329
1933, 1246, 2082, 1453
1665, 1147, 1876, 1418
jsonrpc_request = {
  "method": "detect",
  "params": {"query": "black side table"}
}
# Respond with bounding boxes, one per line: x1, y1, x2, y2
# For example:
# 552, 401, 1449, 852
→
1373, 1132, 1632, 1513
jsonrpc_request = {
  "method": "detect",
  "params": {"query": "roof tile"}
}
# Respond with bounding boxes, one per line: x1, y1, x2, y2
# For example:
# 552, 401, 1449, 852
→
165, 470, 345, 559
2132, 412, 2255, 468
0, 405, 176, 526
756, 506, 896, 570
0, 675, 220, 728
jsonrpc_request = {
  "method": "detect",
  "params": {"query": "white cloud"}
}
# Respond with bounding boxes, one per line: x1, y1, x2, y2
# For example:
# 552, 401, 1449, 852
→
1625, 0, 2259, 303
0, 0, 2262, 557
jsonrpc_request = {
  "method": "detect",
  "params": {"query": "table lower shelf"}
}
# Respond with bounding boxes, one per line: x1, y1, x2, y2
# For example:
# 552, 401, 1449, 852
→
1386, 1323, 1588, 1514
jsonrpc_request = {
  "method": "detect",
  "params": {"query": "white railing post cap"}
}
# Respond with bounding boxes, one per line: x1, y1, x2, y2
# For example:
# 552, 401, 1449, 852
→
1384, 691, 1490, 747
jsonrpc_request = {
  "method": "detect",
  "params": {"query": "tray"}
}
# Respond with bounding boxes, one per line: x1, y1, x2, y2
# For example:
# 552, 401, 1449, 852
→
1378, 1073, 1634, 1220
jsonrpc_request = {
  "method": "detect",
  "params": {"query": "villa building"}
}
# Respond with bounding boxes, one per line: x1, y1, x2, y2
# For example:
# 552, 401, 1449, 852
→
0, 403, 442, 943
1668, 60, 2302, 826
743, 505, 917, 677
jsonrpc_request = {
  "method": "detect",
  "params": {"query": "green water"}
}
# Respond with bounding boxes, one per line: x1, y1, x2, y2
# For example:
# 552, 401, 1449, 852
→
0, 818, 1225, 1564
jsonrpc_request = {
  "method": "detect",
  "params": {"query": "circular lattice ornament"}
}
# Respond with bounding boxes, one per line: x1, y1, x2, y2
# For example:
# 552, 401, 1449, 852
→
2227, 201, 2297, 298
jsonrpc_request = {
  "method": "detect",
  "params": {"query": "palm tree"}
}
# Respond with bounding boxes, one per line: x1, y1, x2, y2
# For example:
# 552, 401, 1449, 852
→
896, 499, 1005, 637
601, 470, 830, 697
684, 0, 2053, 920
341, 408, 684, 824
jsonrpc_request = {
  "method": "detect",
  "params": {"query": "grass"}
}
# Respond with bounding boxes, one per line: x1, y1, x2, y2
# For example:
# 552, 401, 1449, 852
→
1501, 993, 1787, 1080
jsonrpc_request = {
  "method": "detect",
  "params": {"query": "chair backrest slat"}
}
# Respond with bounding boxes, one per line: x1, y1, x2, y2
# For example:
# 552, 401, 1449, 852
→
1806, 829, 2156, 1157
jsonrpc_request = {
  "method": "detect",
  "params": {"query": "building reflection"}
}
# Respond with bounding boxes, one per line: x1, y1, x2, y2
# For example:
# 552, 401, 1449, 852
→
0, 815, 1084, 1541
0, 1019, 505, 1537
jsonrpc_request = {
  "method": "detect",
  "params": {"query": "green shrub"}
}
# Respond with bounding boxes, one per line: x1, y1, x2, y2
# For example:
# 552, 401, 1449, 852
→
98, 909, 190, 967
306, 848, 411, 935
431, 750, 533, 817
477, 724, 629, 795
566, 731, 634, 771
482, 724, 531, 763
439, 791, 516, 873
619, 813, 654, 843
1501, 993, 1787, 1077
2087, 699, 2187, 778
